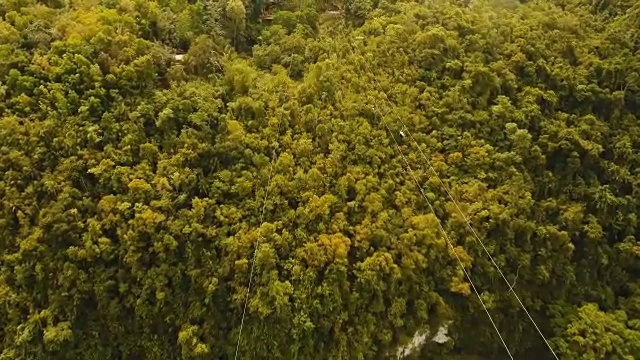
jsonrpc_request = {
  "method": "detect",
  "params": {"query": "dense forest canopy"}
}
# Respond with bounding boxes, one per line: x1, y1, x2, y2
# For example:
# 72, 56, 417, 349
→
0, 0, 639, 358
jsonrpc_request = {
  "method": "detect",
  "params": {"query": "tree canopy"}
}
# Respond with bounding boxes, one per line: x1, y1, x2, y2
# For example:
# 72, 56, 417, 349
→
0, 0, 639, 359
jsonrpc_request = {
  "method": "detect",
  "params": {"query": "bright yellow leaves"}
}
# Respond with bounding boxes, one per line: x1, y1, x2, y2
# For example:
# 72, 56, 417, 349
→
178, 324, 210, 357
408, 213, 437, 231
305, 194, 337, 220
450, 281, 471, 296
43, 321, 73, 350
298, 233, 351, 268
448, 247, 473, 296
225, 0, 246, 37
127, 178, 151, 195
356, 251, 401, 283
226, 119, 245, 143
97, 194, 117, 213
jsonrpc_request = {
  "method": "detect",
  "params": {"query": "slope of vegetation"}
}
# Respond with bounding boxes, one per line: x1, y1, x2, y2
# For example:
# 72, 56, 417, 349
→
0, 0, 639, 359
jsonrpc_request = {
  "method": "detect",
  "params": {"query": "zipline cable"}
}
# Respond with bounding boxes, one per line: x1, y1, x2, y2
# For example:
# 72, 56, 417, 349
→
362, 36, 560, 360
381, 109, 514, 360
339, 29, 514, 360
234, 31, 299, 360
399, 114, 559, 359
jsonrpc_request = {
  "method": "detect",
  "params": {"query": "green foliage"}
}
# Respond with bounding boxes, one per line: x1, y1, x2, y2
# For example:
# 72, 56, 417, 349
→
555, 303, 640, 359
0, 0, 639, 359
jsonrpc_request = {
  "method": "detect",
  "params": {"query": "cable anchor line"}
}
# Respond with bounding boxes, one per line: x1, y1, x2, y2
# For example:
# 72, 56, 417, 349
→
234, 56, 297, 360
368, 59, 559, 360
340, 29, 514, 359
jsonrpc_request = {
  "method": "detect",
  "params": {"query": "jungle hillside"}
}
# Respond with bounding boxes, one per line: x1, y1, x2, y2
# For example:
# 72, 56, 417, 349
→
0, 0, 639, 358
